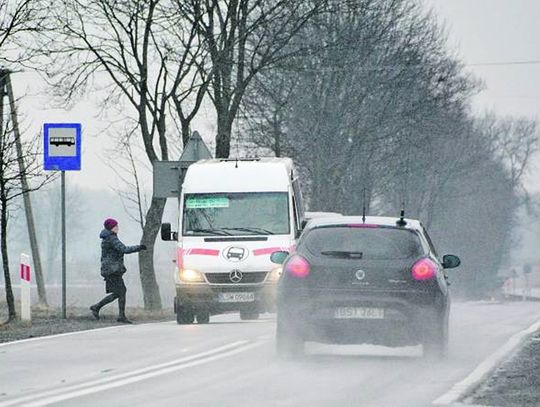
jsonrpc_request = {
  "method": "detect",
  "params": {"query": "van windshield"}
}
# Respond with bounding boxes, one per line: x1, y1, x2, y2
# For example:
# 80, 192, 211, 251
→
183, 192, 290, 236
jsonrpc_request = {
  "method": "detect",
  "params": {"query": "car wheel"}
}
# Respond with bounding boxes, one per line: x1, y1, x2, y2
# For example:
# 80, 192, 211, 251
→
196, 309, 210, 324
176, 301, 195, 325
423, 317, 449, 359
240, 310, 260, 320
276, 317, 304, 358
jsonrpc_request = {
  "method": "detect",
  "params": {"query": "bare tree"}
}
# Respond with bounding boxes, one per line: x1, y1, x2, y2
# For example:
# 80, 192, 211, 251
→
0, 1, 50, 309
0, 0, 47, 64
477, 114, 539, 197
0, 100, 51, 323
40, 0, 210, 309
178, 0, 326, 158
106, 133, 150, 232
241, 0, 476, 211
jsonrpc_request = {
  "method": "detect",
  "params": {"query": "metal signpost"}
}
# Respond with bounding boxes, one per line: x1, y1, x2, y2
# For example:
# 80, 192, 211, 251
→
44, 123, 82, 319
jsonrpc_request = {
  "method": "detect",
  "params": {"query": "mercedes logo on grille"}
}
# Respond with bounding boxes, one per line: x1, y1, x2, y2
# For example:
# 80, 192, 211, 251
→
229, 269, 243, 283
355, 270, 366, 281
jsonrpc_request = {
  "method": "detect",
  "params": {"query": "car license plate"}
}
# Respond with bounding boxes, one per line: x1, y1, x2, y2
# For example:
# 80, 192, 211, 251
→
334, 307, 385, 319
218, 292, 255, 303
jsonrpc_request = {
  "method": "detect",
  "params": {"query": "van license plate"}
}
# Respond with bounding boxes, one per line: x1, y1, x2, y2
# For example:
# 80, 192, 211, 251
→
218, 292, 255, 303
334, 307, 384, 319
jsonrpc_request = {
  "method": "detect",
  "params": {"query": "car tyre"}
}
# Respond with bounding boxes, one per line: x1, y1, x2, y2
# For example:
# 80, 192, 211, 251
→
276, 317, 304, 359
196, 309, 210, 324
240, 310, 260, 320
423, 317, 449, 360
176, 299, 195, 325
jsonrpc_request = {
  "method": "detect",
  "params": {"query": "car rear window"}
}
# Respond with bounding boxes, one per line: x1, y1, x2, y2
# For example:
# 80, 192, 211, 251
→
303, 226, 424, 260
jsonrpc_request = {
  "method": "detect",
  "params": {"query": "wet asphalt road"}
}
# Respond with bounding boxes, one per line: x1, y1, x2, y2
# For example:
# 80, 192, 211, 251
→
1, 301, 540, 407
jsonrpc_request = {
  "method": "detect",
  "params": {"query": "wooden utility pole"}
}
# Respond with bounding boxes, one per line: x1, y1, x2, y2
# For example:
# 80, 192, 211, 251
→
2, 70, 48, 307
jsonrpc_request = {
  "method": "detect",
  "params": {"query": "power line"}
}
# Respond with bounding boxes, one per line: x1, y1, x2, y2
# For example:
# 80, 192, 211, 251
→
467, 60, 540, 67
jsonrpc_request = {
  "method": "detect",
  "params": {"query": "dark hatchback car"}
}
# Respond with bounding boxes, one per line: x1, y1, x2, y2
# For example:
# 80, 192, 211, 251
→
271, 216, 460, 358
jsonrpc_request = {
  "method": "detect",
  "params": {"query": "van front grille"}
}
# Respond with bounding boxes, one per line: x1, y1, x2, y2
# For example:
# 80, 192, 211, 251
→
205, 272, 268, 284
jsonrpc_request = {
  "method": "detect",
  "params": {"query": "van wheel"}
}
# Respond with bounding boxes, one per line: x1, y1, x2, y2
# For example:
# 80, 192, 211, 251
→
176, 303, 194, 325
240, 310, 260, 320
196, 310, 210, 324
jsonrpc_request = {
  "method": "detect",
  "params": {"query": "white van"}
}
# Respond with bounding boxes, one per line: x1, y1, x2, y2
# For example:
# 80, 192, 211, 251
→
161, 158, 305, 324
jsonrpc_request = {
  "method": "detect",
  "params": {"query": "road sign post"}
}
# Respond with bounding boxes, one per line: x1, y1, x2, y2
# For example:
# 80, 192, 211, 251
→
20, 253, 31, 323
61, 171, 67, 318
44, 123, 82, 319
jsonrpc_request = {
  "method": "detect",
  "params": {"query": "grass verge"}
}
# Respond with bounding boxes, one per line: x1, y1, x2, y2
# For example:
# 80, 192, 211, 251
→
0, 302, 174, 344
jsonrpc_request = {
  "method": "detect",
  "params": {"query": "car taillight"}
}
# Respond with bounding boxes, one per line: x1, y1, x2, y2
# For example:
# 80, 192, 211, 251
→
412, 258, 438, 281
285, 255, 310, 278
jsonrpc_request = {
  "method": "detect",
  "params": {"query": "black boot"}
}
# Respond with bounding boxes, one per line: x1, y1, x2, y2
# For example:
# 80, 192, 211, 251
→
90, 294, 117, 320
117, 294, 132, 324
89, 305, 100, 320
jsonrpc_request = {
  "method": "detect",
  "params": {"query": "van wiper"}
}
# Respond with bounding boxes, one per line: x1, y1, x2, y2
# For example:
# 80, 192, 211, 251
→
190, 228, 233, 236
321, 250, 363, 259
222, 227, 275, 235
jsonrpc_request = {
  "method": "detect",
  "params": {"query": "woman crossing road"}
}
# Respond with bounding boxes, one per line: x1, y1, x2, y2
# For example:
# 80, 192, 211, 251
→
90, 218, 146, 323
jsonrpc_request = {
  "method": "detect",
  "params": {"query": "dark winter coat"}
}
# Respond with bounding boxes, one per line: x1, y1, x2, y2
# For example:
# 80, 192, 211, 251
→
100, 229, 142, 277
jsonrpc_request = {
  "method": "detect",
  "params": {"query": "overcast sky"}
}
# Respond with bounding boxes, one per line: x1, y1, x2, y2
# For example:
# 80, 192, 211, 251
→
16, 0, 540, 193
424, 0, 540, 192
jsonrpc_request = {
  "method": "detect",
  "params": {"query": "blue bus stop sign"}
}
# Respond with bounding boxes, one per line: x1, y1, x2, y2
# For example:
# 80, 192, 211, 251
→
44, 123, 82, 171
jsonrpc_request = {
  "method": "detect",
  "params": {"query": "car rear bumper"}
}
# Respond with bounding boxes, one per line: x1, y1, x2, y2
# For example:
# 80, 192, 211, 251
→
277, 289, 448, 346
176, 283, 277, 313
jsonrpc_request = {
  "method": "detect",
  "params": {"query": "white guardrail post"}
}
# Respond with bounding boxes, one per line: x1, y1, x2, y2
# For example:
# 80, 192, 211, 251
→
20, 253, 31, 323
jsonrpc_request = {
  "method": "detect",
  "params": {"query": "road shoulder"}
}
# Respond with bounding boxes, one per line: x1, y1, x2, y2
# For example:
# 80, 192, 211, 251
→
464, 328, 540, 407
433, 311, 540, 406
0, 306, 174, 344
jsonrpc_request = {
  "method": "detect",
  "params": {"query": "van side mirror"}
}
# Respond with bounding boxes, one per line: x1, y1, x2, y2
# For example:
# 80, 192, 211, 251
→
442, 254, 461, 269
161, 223, 177, 241
270, 251, 289, 264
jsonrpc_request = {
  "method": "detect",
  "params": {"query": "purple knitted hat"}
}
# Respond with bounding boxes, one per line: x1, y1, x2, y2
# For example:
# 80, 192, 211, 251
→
104, 218, 118, 230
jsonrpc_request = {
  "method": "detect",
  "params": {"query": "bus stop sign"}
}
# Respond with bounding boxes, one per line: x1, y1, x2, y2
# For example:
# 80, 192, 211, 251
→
44, 123, 82, 171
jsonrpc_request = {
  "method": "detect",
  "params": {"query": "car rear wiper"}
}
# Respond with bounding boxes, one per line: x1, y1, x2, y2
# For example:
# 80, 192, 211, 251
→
321, 250, 363, 259
221, 227, 275, 235
189, 228, 233, 236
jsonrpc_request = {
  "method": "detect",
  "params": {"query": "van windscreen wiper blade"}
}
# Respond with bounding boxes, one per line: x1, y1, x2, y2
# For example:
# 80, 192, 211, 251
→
189, 228, 233, 236
222, 227, 275, 235
321, 250, 363, 259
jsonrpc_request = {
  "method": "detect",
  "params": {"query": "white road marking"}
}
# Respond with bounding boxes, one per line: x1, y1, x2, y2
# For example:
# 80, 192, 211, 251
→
432, 317, 540, 405
0, 315, 270, 348
0, 340, 263, 407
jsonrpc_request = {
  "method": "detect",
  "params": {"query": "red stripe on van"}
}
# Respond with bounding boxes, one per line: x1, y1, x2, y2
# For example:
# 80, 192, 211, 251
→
253, 245, 297, 256
184, 248, 220, 256
253, 247, 286, 256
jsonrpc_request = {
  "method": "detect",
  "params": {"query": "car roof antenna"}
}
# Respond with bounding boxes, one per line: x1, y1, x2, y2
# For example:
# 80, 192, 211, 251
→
396, 202, 407, 227
362, 187, 367, 223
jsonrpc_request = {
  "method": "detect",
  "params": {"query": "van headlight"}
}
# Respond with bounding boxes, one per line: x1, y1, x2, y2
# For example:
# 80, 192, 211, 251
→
179, 268, 205, 283
268, 266, 283, 282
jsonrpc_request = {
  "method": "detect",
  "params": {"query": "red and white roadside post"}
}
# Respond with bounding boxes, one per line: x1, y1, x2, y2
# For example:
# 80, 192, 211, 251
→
20, 253, 31, 322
